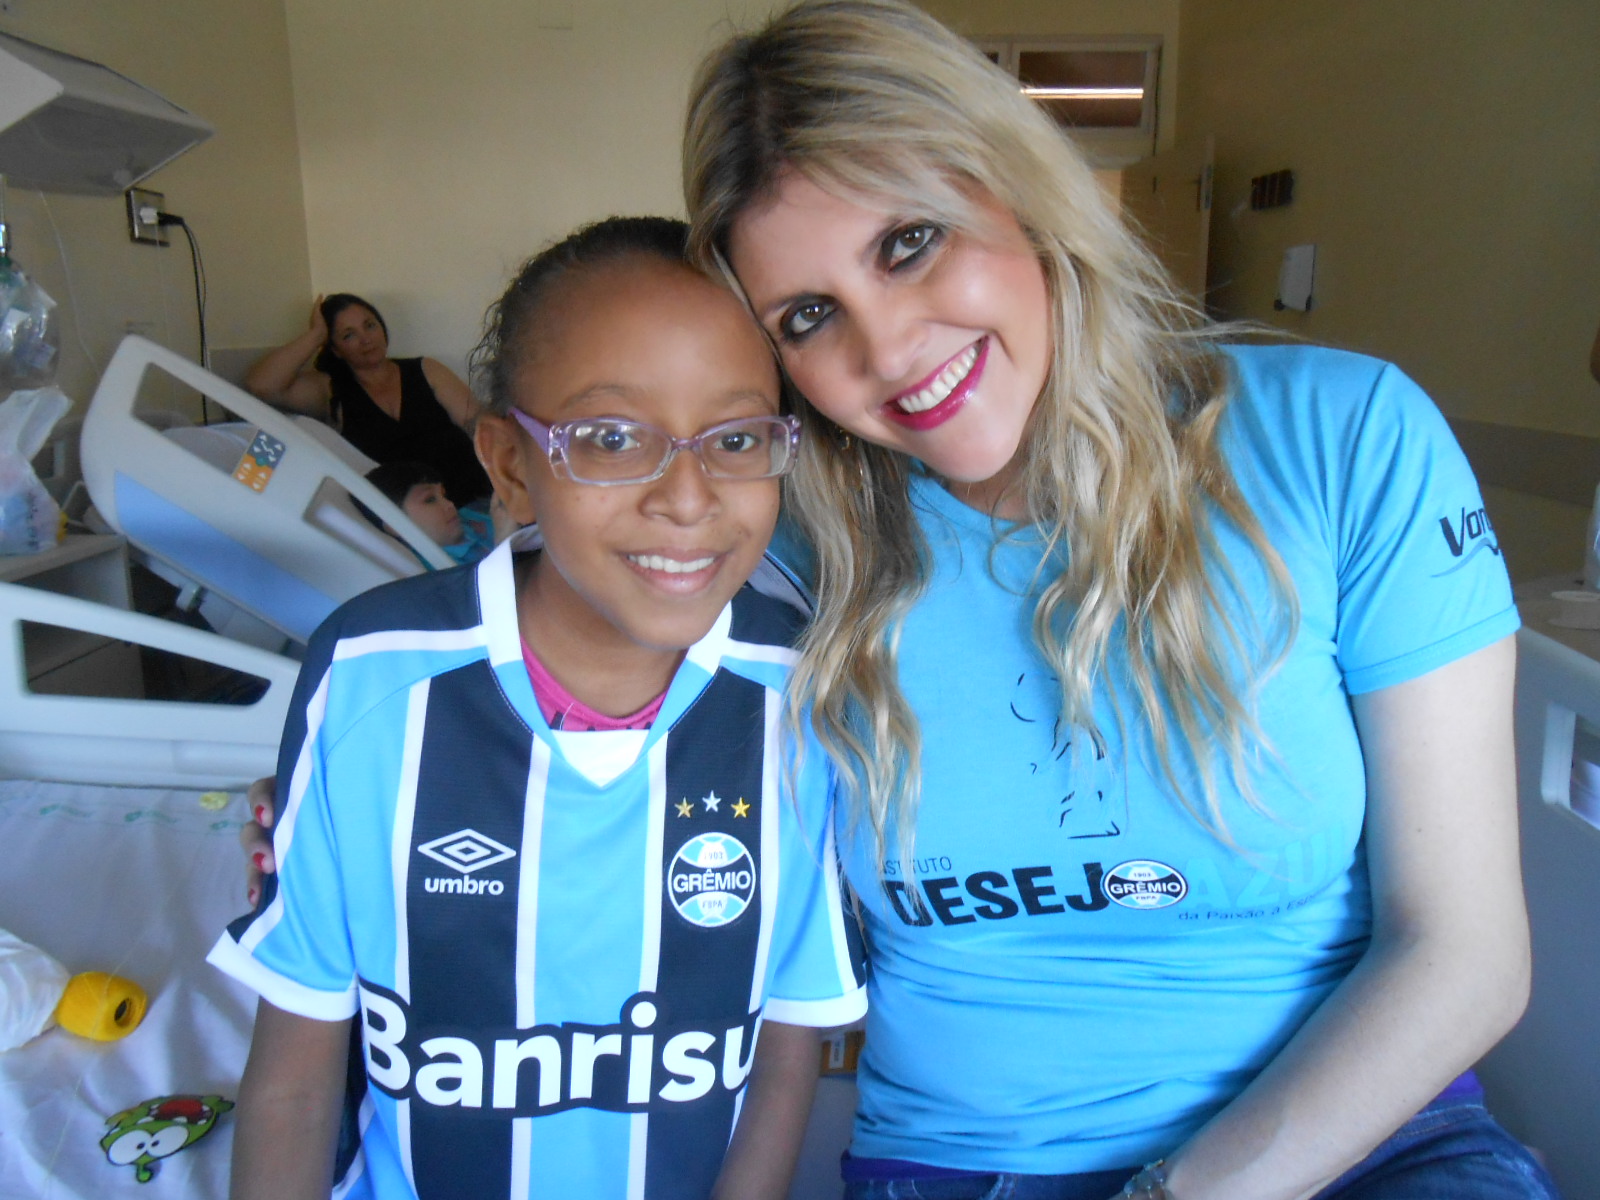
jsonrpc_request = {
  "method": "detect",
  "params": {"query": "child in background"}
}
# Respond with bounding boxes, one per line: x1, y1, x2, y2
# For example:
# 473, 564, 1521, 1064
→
361, 461, 500, 564
211, 216, 866, 1200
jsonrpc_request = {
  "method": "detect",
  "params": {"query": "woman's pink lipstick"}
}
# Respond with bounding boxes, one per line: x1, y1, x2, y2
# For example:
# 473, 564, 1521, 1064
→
883, 338, 988, 431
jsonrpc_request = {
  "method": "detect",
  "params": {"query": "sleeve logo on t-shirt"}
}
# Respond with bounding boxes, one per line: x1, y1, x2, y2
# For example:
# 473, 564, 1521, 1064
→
1434, 505, 1500, 576
669, 833, 756, 928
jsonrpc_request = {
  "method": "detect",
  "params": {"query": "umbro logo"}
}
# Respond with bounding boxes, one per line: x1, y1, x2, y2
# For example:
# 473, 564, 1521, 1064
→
418, 829, 516, 875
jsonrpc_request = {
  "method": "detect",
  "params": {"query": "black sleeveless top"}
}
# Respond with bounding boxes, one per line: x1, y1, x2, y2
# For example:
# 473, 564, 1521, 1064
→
331, 358, 489, 505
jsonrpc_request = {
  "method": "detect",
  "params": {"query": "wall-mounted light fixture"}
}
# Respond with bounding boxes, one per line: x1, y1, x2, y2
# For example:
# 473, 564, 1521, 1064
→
0, 31, 212, 196
1021, 87, 1145, 100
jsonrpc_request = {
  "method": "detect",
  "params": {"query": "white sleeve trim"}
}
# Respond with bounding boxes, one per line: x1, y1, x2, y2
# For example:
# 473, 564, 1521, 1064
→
763, 984, 867, 1028
207, 933, 359, 1021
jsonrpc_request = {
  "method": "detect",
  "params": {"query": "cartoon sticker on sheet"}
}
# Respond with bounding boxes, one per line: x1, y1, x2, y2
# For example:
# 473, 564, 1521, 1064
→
232, 428, 286, 492
101, 1094, 233, 1182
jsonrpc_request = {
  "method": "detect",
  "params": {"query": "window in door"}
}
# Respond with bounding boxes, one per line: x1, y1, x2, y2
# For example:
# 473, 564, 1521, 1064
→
974, 38, 1161, 168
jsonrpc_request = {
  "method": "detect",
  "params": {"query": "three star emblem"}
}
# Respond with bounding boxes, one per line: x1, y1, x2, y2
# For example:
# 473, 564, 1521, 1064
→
674, 791, 752, 818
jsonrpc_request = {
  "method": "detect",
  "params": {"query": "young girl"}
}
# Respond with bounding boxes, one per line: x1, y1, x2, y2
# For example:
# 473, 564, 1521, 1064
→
212, 217, 865, 1200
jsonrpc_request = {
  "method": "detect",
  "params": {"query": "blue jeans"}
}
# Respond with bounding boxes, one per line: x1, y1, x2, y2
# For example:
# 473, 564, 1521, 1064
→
841, 1099, 1561, 1200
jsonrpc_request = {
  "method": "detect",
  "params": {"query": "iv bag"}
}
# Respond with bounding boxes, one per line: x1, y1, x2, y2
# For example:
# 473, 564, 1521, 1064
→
0, 260, 60, 392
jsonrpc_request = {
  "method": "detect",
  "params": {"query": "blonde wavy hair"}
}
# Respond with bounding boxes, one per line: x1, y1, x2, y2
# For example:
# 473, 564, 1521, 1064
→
684, 0, 1297, 878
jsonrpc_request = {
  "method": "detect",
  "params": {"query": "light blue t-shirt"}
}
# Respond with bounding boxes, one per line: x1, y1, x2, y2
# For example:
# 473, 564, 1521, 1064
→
827, 344, 1517, 1173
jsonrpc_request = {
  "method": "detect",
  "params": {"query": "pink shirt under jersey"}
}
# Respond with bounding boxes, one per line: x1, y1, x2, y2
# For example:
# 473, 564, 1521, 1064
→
521, 639, 665, 732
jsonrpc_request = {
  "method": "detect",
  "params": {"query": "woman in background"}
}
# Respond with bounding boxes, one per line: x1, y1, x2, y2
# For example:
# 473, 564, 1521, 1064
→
246, 293, 489, 505
680, 1, 1551, 1197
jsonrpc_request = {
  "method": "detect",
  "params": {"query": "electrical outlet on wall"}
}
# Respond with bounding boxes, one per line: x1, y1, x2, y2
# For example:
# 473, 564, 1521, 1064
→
126, 187, 168, 246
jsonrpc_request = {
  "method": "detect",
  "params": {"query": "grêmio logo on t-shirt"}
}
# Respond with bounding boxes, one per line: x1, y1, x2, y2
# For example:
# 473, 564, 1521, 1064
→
1435, 504, 1500, 574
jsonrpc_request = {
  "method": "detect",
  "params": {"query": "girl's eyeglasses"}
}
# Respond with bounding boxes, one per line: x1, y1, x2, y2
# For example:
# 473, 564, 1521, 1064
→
510, 408, 802, 487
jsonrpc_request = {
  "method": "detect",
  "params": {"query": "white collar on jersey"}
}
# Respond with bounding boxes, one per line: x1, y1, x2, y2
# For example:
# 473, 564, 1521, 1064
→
474, 523, 737, 786
551, 729, 650, 787
477, 523, 736, 675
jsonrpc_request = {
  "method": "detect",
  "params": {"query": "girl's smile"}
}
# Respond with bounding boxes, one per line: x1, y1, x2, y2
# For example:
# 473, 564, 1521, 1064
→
624, 551, 719, 578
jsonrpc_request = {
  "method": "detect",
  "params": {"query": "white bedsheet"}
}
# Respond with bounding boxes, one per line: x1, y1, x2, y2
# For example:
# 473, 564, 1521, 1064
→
0, 779, 861, 1198
0, 780, 255, 1199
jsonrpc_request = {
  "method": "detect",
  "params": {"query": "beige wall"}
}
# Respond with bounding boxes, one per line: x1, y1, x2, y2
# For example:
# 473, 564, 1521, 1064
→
1480, 485, 1588, 586
1177, 0, 1600, 435
0, 0, 311, 412
919, 0, 1181, 152
280, 0, 783, 381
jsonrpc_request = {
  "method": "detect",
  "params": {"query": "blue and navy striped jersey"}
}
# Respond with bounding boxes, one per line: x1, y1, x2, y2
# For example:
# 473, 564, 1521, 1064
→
210, 528, 866, 1199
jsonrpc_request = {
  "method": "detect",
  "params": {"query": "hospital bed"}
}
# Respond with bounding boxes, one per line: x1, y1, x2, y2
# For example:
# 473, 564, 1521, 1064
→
0, 778, 260, 1197
0, 335, 462, 1191
1477, 625, 1600, 1197
2, 328, 463, 786
81, 335, 453, 650
0, 549, 298, 1192
0, 572, 297, 790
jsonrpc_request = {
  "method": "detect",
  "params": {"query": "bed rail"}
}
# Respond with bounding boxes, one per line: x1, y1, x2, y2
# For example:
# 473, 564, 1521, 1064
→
0, 580, 296, 789
1476, 626, 1600, 1195
81, 335, 453, 645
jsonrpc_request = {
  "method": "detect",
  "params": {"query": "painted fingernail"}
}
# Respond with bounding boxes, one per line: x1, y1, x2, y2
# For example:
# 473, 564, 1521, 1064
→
254, 804, 267, 823
252, 852, 266, 870
248, 887, 259, 906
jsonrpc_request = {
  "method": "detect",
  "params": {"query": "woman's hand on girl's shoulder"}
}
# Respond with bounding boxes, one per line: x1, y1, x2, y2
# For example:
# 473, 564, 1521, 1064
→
240, 775, 278, 906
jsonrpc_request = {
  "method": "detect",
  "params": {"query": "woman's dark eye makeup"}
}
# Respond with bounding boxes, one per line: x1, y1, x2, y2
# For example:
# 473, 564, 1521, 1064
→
882, 222, 942, 269
776, 221, 944, 342
779, 298, 834, 342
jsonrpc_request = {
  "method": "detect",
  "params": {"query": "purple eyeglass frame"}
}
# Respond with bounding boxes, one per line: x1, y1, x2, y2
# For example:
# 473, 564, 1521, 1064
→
508, 408, 802, 486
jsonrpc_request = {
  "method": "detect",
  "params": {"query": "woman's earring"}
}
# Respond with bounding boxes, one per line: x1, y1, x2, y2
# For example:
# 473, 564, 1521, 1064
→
829, 424, 867, 486
841, 435, 868, 487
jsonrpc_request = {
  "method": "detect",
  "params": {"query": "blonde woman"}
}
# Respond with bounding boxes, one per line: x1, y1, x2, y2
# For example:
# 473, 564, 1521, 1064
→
683, 1, 1551, 1198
